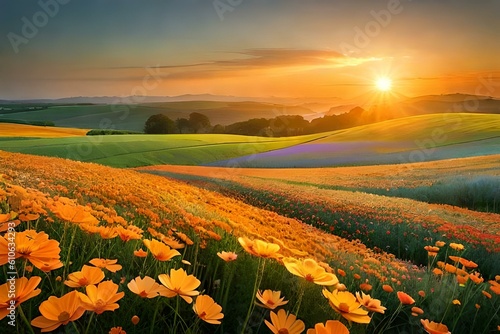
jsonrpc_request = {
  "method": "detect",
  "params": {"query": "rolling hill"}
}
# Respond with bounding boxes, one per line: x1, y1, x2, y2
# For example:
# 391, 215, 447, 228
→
1, 113, 499, 168
0, 101, 316, 132
209, 113, 500, 167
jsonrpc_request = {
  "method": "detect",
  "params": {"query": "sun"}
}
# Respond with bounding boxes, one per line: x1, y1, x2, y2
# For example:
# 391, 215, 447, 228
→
375, 77, 392, 92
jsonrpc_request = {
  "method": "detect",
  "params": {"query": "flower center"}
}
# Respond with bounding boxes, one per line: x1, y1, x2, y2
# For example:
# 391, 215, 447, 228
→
78, 277, 89, 286
278, 329, 289, 334
305, 274, 314, 282
338, 302, 350, 313
199, 311, 207, 319
266, 299, 275, 306
94, 299, 106, 313
58, 311, 71, 322
139, 290, 149, 298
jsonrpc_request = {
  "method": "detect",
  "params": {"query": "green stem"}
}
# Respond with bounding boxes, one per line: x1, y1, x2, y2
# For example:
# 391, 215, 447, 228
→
293, 281, 306, 317
480, 302, 500, 334
84, 312, 95, 334
240, 258, 266, 334
62, 226, 78, 281
18, 305, 35, 334
173, 296, 180, 333
150, 298, 161, 334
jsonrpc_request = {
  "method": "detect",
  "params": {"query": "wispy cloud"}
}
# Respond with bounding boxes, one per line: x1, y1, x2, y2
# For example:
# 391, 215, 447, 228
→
105, 48, 381, 81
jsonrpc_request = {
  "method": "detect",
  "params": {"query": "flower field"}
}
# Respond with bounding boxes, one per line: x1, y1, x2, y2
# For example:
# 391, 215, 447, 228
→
1, 150, 499, 333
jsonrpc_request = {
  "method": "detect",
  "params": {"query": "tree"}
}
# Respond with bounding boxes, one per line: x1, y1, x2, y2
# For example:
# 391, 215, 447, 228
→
144, 114, 175, 134
188, 112, 211, 133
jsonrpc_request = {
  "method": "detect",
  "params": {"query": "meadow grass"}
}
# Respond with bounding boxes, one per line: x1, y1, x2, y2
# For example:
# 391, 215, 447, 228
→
1, 151, 498, 334
0, 133, 326, 168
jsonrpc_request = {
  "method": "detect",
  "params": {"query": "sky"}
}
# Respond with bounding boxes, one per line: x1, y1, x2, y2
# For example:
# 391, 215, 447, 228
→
1, 0, 499, 100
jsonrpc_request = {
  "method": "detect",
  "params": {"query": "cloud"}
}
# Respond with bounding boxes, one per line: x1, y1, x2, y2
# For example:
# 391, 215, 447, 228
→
105, 48, 381, 81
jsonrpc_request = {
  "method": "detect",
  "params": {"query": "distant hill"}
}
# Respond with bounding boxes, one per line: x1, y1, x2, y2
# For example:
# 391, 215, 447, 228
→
0, 101, 316, 132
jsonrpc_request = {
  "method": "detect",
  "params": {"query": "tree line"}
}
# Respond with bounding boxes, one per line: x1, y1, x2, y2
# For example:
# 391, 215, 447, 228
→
144, 106, 383, 137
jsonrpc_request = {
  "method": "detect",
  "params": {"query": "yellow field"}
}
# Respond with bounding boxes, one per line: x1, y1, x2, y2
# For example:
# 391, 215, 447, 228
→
0, 123, 88, 137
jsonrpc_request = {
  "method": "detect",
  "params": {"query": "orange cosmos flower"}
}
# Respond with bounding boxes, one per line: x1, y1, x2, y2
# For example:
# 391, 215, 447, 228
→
418, 290, 426, 298
458, 258, 478, 269
109, 327, 127, 334
265, 309, 305, 334
435, 241, 446, 247
359, 283, 372, 292
50, 201, 99, 225
283, 258, 339, 286
89, 258, 122, 273
0, 212, 18, 232
131, 315, 140, 325
307, 320, 349, 334
382, 284, 393, 293
424, 246, 440, 253
158, 268, 200, 303
469, 272, 483, 284
449, 243, 464, 251
0, 230, 63, 272
355, 291, 386, 314
0, 276, 42, 320
256, 290, 289, 310
143, 239, 181, 261
64, 265, 105, 288
452, 299, 461, 305
432, 268, 443, 276
193, 295, 224, 325
238, 237, 281, 259
412, 306, 424, 315
482, 291, 492, 299
78, 281, 124, 314
133, 249, 148, 257
127, 276, 165, 298
489, 280, 500, 295
31, 291, 85, 333
322, 289, 370, 324
457, 275, 468, 285
217, 251, 238, 262
420, 319, 451, 334
443, 264, 457, 274
397, 291, 415, 305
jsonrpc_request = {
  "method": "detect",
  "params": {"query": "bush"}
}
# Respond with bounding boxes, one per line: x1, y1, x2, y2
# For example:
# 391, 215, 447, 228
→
86, 129, 142, 136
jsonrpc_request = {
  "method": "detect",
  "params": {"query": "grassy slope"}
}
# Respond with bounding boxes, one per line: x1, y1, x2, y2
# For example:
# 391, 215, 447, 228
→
0, 101, 315, 131
208, 113, 500, 167
0, 123, 88, 137
0, 133, 327, 168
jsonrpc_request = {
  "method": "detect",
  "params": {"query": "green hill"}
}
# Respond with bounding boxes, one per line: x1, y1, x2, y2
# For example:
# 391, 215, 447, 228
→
0, 101, 314, 132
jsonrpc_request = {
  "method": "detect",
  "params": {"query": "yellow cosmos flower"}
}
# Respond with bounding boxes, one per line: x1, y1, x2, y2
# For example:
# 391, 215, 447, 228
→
78, 281, 124, 314
238, 237, 282, 259
355, 291, 386, 314
127, 276, 166, 298
89, 258, 122, 273
256, 290, 288, 310
217, 251, 238, 262
0, 276, 42, 320
193, 295, 224, 325
420, 319, 451, 334
31, 291, 85, 333
307, 320, 349, 334
143, 239, 181, 261
64, 265, 105, 288
158, 268, 200, 303
283, 258, 339, 286
322, 289, 370, 324
265, 309, 305, 334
